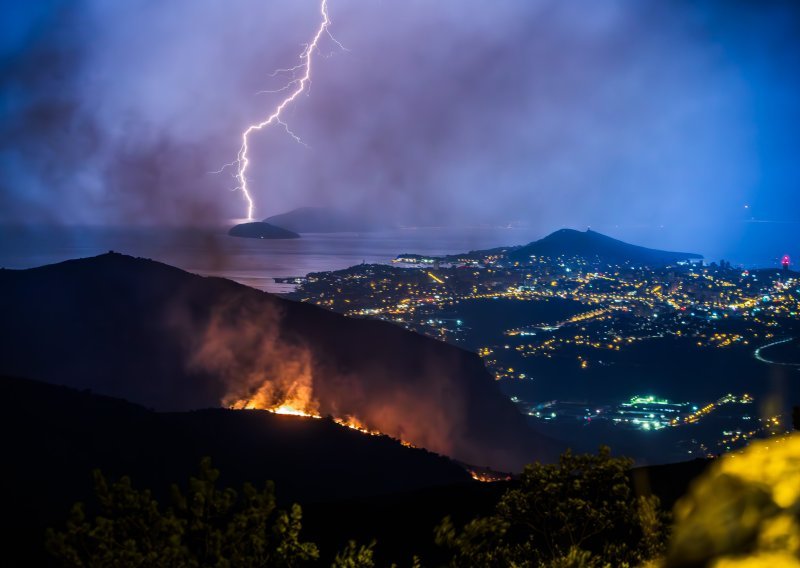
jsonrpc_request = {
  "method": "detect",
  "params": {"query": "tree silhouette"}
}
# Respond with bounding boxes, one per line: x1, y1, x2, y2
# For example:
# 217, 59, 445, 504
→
435, 447, 667, 567
46, 457, 319, 567
45, 451, 669, 567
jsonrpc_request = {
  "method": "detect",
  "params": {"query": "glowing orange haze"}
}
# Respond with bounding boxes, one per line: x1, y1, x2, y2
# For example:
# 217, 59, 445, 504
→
228, 382, 415, 446
184, 292, 541, 473
193, 301, 414, 443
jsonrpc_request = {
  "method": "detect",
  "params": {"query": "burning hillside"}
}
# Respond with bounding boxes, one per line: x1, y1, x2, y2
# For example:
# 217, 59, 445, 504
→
0, 253, 557, 470
228, 380, 415, 446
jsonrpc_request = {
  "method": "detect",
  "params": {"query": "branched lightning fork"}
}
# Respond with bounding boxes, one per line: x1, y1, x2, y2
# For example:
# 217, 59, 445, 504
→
229, 0, 339, 221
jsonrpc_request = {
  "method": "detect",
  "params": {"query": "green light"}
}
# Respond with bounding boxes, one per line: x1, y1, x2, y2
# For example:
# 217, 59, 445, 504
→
628, 395, 670, 405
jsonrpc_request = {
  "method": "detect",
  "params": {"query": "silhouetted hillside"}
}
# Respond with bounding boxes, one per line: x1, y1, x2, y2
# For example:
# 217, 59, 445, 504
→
508, 228, 702, 265
264, 206, 386, 233
0, 375, 711, 566
228, 221, 300, 239
0, 375, 471, 565
0, 375, 470, 497
0, 253, 554, 470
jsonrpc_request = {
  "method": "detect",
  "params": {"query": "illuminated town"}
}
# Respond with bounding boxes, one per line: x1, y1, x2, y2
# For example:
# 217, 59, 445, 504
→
289, 244, 800, 461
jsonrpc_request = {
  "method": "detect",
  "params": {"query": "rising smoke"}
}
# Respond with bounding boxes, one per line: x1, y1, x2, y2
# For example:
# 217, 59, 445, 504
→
173, 282, 542, 470
185, 294, 319, 416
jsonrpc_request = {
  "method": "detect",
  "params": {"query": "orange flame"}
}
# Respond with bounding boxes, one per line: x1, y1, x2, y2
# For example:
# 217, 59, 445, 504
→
468, 470, 512, 483
231, 395, 419, 447
332, 415, 417, 448
269, 404, 321, 418
229, 379, 321, 418
333, 415, 383, 436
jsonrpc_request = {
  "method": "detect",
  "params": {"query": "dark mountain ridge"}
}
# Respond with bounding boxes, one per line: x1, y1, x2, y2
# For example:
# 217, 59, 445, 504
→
508, 228, 702, 265
0, 252, 554, 470
263, 206, 387, 233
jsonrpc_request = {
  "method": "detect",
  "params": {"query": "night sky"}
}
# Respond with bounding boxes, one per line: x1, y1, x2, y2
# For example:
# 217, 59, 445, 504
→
1, 0, 798, 256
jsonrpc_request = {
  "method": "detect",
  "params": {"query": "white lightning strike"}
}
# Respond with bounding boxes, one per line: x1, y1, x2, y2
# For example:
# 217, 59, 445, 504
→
232, 0, 338, 221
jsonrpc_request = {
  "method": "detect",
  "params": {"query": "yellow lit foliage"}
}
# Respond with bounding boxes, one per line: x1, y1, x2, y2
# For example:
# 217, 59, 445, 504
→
665, 434, 800, 567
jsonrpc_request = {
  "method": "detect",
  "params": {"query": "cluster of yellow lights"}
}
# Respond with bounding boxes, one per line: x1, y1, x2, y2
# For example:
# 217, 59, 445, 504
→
671, 394, 754, 426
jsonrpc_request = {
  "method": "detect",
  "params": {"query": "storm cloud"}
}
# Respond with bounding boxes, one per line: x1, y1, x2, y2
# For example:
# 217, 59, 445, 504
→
1, 0, 799, 252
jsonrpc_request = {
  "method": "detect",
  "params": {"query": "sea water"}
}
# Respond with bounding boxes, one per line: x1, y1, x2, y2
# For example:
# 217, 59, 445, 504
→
0, 222, 795, 293
0, 225, 545, 293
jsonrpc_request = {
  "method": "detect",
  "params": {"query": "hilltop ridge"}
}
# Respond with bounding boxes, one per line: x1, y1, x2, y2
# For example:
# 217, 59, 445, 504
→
508, 228, 702, 265
0, 252, 555, 471
264, 206, 388, 233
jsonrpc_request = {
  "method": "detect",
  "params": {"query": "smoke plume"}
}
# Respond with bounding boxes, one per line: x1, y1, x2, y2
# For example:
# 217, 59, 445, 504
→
175, 281, 543, 469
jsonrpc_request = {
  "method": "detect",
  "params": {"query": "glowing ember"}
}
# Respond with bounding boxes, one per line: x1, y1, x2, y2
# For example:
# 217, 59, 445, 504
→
333, 415, 382, 436
270, 404, 322, 418
229, 388, 417, 446
231, 398, 418, 446
228, 376, 322, 418
230, 397, 321, 418
332, 415, 417, 448
469, 470, 512, 483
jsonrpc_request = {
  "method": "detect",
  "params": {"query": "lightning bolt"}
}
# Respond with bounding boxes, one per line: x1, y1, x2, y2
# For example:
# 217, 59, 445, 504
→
230, 0, 339, 221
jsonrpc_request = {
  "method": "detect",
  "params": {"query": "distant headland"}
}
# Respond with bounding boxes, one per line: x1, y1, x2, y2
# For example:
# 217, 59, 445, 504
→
263, 206, 389, 234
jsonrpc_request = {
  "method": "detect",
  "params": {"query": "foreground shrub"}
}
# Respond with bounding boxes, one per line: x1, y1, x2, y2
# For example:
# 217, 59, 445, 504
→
665, 434, 800, 568
436, 447, 667, 567
46, 457, 319, 567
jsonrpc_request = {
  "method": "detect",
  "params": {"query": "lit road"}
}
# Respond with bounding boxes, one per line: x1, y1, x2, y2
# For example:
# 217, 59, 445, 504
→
754, 337, 800, 367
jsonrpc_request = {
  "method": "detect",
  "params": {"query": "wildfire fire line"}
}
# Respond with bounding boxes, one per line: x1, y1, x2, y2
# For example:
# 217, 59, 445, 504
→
228, 385, 511, 481
230, 395, 513, 481
468, 470, 512, 483
229, 396, 417, 449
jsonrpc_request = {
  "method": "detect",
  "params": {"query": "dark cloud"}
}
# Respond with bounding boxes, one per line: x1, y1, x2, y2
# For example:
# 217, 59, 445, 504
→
0, 0, 798, 253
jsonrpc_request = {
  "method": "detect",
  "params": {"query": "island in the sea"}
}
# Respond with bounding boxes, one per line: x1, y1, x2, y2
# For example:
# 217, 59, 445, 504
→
228, 221, 300, 239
